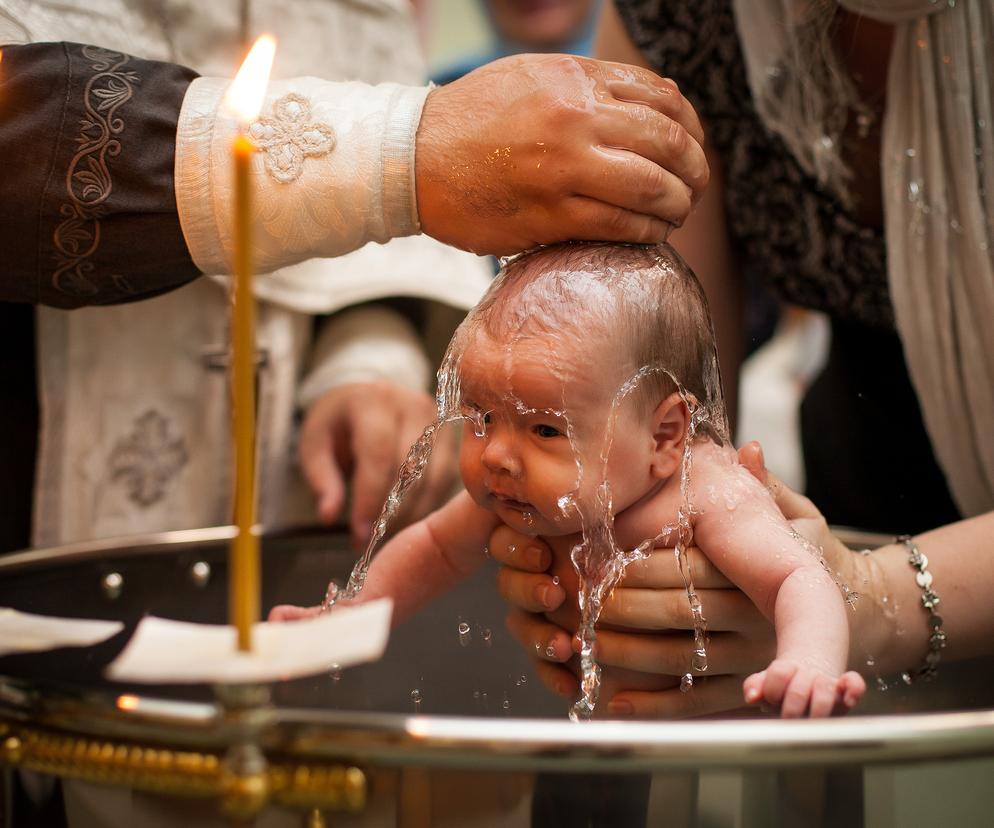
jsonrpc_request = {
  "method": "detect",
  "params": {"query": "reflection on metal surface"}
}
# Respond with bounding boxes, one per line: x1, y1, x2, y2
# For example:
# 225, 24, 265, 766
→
0, 525, 239, 574
101, 571, 123, 600
0, 718, 366, 814
190, 560, 212, 588
1, 524, 991, 825
6, 674, 994, 771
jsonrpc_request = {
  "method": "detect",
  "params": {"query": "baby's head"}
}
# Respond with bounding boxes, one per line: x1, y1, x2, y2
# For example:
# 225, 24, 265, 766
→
446, 242, 726, 535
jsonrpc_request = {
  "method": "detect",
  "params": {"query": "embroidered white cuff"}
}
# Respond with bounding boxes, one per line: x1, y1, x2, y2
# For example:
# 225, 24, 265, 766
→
176, 77, 429, 275
297, 304, 432, 409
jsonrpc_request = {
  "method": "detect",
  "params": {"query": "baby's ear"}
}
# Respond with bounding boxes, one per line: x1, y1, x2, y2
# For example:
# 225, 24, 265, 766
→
649, 392, 689, 478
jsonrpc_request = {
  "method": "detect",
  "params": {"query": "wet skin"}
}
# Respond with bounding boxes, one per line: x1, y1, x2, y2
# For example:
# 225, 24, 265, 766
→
456, 331, 686, 708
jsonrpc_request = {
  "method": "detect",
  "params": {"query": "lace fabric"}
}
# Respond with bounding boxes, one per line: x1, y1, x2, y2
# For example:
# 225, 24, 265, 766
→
617, 0, 994, 516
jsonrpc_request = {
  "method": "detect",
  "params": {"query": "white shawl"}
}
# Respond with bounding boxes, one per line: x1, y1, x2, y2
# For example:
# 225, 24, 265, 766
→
732, 0, 994, 516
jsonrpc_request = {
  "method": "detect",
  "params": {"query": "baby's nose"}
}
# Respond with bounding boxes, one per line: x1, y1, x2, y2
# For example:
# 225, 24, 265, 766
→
481, 434, 522, 477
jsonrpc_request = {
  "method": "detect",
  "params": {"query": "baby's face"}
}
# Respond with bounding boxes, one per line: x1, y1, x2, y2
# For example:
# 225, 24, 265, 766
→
456, 331, 658, 537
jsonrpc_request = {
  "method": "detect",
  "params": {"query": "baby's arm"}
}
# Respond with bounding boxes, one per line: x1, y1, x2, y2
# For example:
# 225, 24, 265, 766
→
356, 491, 499, 625
270, 491, 499, 626
693, 464, 865, 717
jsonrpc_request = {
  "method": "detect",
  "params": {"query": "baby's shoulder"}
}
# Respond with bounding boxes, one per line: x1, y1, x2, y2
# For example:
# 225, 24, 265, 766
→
689, 442, 777, 520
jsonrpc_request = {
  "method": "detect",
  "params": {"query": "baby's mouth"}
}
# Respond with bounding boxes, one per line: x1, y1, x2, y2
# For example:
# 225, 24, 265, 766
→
491, 492, 532, 512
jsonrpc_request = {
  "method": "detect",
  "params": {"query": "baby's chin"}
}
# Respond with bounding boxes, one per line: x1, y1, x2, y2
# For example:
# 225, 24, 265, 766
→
495, 504, 583, 538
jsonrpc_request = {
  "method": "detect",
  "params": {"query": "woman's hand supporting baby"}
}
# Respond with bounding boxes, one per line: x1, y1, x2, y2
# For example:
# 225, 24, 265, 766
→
493, 442, 868, 718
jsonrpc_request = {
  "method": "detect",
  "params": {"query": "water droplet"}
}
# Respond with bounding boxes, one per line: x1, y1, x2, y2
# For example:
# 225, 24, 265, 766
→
905, 148, 917, 158
876, 677, 890, 692
522, 511, 535, 526
501, 693, 511, 712
508, 544, 516, 554
680, 673, 693, 692
545, 644, 556, 659
321, 579, 340, 612
410, 689, 422, 711
482, 628, 493, 647
551, 575, 560, 586
458, 621, 472, 646
330, 664, 342, 682
866, 655, 876, 667
901, 672, 913, 685
482, 546, 490, 558
518, 674, 527, 685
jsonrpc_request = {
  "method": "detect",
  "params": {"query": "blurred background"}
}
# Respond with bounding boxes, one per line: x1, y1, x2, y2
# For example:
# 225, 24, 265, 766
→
428, 0, 490, 73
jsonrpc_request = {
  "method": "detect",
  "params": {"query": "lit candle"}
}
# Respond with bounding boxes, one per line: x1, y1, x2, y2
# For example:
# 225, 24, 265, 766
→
221, 34, 276, 652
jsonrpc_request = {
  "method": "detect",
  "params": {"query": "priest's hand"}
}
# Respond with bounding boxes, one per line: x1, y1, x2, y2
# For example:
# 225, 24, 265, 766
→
416, 54, 709, 255
299, 381, 458, 550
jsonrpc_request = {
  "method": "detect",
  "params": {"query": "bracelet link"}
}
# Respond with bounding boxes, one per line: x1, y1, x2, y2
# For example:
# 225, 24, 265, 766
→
897, 534, 945, 683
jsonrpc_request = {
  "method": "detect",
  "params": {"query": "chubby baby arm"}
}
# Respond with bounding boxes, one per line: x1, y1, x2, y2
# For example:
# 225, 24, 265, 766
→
739, 560, 866, 717
693, 462, 865, 717
269, 491, 498, 626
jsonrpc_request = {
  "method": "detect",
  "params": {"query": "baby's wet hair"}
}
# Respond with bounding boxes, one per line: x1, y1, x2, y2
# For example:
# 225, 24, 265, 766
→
467, 242, 724, 420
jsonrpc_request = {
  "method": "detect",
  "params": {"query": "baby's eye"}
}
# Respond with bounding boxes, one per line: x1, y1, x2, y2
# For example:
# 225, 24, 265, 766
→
534, 424, 563, 439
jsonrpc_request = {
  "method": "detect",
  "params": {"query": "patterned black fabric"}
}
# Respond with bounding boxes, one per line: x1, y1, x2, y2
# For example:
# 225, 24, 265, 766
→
0, 42, 200, 308
615, 0, 891, 329
0, 42, 200, 552
614, 1, 961, 531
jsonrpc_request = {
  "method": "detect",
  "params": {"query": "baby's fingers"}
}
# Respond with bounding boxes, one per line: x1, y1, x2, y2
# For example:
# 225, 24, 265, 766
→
743, 670, 766, 706
758, 659, 800, 710
809, 675, 840, 718
268, 604, 323, 622
781, 670, 815, 719
838, 671, 867, 710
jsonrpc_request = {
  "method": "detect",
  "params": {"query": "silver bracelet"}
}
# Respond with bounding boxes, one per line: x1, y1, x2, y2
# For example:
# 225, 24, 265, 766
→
897, 534, 946, 683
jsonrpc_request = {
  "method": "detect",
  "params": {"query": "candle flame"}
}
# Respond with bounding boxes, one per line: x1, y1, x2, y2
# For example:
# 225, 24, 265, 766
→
116, 694, 140, 711
223, 34, 276, 124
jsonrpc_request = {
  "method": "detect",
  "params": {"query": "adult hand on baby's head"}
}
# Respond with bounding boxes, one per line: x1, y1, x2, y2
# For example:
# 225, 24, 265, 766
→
299, 381, 458, 550
416, 54, 709, 256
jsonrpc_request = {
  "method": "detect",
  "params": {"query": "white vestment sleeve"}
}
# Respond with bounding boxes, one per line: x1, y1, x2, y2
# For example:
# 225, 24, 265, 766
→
175, 76, 428, 275
296, 304, 432, 409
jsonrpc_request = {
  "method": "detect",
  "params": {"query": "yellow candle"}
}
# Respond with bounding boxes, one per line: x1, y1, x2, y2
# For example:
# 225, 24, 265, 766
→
223, 35, 276, 653
231, 131, 258, 651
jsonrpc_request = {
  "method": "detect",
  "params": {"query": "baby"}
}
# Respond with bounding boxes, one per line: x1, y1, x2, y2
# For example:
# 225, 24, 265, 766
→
274, 243, 866, 717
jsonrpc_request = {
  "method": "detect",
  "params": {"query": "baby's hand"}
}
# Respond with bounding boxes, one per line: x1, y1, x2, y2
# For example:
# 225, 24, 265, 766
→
743, 659, 866, 718
268, 604, 324, 622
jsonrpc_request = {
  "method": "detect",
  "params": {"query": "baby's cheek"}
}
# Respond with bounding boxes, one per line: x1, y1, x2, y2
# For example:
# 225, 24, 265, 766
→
459, 443, 485, 496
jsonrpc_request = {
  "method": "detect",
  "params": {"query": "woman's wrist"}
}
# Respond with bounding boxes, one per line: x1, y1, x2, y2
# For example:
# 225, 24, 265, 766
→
847, 540, 933, 678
